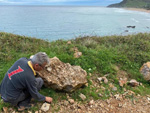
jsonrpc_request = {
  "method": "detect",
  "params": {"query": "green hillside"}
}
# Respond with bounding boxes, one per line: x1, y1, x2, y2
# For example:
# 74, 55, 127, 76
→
108, 0, 150, 9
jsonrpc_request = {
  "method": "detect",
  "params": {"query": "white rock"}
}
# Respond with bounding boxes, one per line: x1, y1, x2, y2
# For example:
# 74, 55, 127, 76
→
88, 100, 95, 105
3, 107, 8, 113
68, 99, 75, 104
30, 55, 34, 59
103, 77, 108, 84
118, 103, 123, 107
46, 67, 52, 72
97, 77, 103, 82
79, 93, 86, 100
41, 103, 50, 112
129, 79, 139, 87
147, 97, 150, 101
37, 57, 87, 92
98, 93, 103, 97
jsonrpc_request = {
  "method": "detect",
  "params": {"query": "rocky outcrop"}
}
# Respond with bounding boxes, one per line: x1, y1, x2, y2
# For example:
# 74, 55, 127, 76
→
37, 57, 87, 92
107, 0, 150, 8
127, 26, 135, 28
140, 62, 150, 81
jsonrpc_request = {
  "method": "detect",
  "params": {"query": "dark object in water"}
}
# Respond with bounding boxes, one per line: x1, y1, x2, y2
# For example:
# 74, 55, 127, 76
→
127, 26, 136, 28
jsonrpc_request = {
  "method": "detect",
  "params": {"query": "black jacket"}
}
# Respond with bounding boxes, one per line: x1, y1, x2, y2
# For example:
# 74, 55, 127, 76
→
0, 57, 45, 101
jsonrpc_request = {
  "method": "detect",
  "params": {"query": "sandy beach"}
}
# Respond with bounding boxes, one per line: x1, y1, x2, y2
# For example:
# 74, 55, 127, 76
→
124, 8, 150, 13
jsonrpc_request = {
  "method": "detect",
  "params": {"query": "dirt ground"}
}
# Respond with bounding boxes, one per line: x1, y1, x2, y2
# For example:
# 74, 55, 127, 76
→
2, 92, 150, 113
49, 94, 150, 113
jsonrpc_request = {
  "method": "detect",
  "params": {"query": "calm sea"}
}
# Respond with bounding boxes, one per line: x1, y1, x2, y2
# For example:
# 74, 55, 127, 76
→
0, 6, 150, 41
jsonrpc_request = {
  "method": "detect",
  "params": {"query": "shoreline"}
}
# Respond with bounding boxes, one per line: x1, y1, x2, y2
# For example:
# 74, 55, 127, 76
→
124, 8, 150, 13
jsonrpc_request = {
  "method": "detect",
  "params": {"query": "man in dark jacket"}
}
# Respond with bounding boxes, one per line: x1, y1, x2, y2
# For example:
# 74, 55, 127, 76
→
0, 52, 52, 111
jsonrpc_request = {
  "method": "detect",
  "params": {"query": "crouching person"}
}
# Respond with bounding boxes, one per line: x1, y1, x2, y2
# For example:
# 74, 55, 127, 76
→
0, 52, 52, 111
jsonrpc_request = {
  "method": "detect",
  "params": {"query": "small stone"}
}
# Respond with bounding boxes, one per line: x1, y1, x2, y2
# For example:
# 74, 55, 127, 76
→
46, 67, 52, 72
97, 77, 103, 82
41, 103, 50, 112
30, 55, 34, 59
98, 77, 108, 84
35, 111, 38, 113
123, 88, 127, 92
12, 111, 15, 113
103, 77, 108, 84
64, 100, 69, 106
67, 41, 71, 44
74, 52, 82, 58
129, 79, 139, 87
119, 78, 127, 87
3, 107, 8, 113
79, 93, 86, 100
128, 90, 135, 95
114, 94, 120, 100
118, 103, 123, 107
139, 83, 143, 86
133, 100, 136, 105
28, 111, 32, 113
147, 97, 150, 101
101, 86, 106, 90
137, 94, 140, 97
98, 93, 103, 97
88, 100, 94, 105
78, 109, 82, 113
100, 103, 104, 108
106, 100, 110, 104
73, 47, 79, 52
109, 83, 114, 88
8, 108, 13, 112
89, 73, 92, 76
85, 83, 88, 87
77, 104, 83, 109
96, 89, 99, 93
68, 99, 75, 104
112, 87, 117, 91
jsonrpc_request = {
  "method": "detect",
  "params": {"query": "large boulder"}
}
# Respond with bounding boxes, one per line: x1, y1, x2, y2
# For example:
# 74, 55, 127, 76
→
140, 62, 150, 81
37, 57, 87, 92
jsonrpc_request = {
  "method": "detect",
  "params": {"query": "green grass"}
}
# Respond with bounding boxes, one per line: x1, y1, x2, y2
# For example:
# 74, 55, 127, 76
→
1, 32, 150, 112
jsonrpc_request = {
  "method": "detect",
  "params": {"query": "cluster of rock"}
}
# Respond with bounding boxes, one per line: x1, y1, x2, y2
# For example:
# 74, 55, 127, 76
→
37, 57, 87, 92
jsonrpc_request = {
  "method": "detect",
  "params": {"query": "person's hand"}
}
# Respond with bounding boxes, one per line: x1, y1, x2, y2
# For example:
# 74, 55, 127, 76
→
45, 97, 53, 103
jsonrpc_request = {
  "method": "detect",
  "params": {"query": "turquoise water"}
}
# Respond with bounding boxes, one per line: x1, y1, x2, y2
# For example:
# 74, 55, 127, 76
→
0, 6, 150, 41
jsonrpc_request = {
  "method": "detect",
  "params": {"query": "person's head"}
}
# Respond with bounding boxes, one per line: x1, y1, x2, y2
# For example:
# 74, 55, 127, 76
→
31, 52, 50, 71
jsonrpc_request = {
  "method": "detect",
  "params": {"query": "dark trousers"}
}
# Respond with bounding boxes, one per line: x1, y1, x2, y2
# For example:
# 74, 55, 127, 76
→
3, 77, 44, 107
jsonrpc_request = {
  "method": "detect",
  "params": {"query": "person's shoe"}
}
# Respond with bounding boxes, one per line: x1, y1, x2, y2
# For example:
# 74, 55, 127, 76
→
17, 104, 31, 111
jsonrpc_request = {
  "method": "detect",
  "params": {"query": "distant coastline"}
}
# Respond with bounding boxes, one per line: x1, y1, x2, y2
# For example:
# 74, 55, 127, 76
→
124, 8, 150, 13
